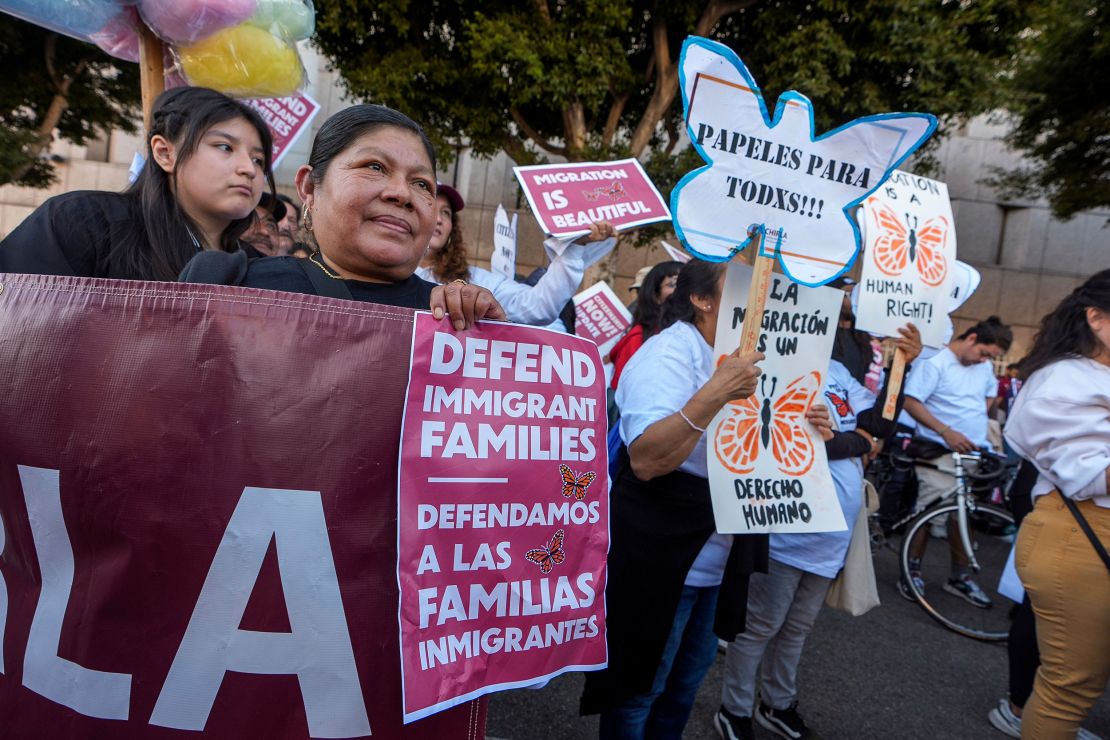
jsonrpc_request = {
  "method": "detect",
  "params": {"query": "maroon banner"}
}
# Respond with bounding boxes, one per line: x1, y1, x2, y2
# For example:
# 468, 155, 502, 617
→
0, 274, 485, 739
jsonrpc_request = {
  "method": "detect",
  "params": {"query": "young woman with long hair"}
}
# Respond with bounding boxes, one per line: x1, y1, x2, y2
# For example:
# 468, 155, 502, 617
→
0, 86, 273, 281
1004, 269, 1110, 739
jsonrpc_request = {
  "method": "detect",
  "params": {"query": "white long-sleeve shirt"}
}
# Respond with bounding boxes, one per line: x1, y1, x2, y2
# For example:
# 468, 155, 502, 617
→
1005, 356, 1110, 508
415, 235, 617, 326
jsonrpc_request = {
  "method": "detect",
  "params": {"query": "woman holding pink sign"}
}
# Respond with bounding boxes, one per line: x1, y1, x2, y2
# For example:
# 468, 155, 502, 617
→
417, 183, 618, 326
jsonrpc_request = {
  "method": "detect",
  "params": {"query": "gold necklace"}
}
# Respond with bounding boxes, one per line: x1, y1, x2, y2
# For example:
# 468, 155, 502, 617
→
309, 251, 343, 280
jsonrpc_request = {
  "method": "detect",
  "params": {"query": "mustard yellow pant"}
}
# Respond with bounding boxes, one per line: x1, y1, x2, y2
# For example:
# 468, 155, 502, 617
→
1016, 494, 1110, 739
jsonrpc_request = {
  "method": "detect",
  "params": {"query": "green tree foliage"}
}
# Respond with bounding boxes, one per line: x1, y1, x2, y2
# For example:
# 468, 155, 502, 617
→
314, 0, 1030, 169
992, 0, 1110, 218
0, 15, 141, 188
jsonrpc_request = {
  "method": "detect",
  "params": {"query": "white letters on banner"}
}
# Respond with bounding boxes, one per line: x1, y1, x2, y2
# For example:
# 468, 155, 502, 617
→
707, 265, 846, 534
151, 487, 370, 738
856, 171, 955, 347
670, 37, 936, 286
19, 466, 132, 720
490, 205, 519, 280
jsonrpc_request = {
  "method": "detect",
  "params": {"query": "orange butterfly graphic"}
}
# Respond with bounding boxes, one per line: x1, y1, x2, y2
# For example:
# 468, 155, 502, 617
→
870, 201, 949, 287
525, 529, 566, 574
560, 464, 597, 501
825, 391, 851, 418
715, 372, 821, 476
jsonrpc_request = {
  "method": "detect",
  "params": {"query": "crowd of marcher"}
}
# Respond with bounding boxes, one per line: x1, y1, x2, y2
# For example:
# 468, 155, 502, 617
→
0, 85, 1106, 740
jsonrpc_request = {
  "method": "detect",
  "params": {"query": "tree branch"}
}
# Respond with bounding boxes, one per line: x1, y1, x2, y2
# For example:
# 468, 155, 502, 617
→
502, 133, 532, 165
628, 0, 758, 156
533, 0, 552, 25
695, 0, 756, 36
510, 107, 567, 157
602, 93, 629, 148
562, 100, 587, 160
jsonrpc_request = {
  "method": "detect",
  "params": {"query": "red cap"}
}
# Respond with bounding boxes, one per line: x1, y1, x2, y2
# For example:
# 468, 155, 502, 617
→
436, 182, 465, 213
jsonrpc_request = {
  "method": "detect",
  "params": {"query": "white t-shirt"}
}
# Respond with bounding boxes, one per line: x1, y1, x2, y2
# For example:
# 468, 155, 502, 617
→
1005, 357, 1110, 509
416, 235, 616, 326
903, 347, 996, 448
771, 360, 876, 578
616, 320, 732, 587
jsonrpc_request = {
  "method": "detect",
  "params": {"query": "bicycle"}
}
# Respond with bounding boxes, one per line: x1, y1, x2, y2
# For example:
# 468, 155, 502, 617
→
891, 450, 1019, 642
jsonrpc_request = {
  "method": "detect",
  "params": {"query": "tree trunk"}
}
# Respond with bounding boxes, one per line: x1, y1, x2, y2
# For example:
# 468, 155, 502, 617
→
9, 92, 68, 183
10, 34, 91, 184
563, 100, 587, 161
628, 0, 759, 157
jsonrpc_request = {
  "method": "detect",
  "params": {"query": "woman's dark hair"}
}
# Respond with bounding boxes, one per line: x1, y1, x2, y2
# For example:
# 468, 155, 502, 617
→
306, 104, 436, 184
1019, 269, 1110, 379
958, 315, 1013, 351
633, 261, 683, 339
659, 259, 725, 330
430, 202, 470, 283
111, 86, 274, 281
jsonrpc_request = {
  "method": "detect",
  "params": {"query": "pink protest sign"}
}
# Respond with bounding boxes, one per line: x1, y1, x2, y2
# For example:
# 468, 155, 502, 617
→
244, 94, 321, 168
573, 282, 633, 358
514, 158, 671, 238
397, 314, 610, 722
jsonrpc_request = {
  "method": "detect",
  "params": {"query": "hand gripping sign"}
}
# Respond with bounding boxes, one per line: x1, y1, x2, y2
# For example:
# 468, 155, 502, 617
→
670, 37, 937, 287
396, 314, 609, 722
708, 262, 847, 534
856, 171, 956, 349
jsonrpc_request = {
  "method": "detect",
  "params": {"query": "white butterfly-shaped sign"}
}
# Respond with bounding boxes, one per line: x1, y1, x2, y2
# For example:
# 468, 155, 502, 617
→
671, 37, 937, 286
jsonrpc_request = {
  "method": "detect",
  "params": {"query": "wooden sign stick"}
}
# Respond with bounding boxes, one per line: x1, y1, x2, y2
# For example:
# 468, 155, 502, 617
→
737, 231, 774, 354
882, 347, 907, 420
138, 23, 165, 131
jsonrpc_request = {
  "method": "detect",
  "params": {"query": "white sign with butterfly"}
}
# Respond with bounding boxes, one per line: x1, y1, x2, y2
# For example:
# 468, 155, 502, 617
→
855, 171, 956, 347
707, 262, 847, 534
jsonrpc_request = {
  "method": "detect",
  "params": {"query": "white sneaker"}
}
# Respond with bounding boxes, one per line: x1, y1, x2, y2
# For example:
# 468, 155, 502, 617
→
987, 697, 1104, 740
987, 699, 1020, 738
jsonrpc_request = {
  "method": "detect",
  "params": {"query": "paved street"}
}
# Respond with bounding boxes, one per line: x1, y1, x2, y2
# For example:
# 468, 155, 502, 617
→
488, 549, 1110, 739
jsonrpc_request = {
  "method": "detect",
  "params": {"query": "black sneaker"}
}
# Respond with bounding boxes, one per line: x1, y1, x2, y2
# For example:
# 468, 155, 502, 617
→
714, 705, 755, 740
755, 701, 818, 739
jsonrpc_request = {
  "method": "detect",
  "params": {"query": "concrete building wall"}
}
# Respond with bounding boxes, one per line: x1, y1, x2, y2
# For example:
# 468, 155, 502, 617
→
2, 46, 1106, 365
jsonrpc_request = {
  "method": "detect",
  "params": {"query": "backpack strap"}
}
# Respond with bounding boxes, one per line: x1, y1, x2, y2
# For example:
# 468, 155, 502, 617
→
1059, 491, 1110, 576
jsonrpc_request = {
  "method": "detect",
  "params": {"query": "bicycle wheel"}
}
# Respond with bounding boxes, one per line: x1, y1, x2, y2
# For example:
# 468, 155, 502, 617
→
899, 501, 1016, 642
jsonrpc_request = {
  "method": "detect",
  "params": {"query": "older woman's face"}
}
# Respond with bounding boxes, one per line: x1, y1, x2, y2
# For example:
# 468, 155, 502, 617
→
301, 126, 436, 282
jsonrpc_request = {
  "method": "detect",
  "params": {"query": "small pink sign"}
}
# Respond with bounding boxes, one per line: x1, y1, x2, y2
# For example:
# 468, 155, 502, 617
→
514, 158, 672, 237
396, 314, 609, 722
244, 94, 321, 168
573, 282, 633, 352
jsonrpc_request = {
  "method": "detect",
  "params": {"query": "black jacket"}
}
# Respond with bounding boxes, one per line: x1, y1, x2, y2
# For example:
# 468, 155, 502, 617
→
179, 250, 437, 309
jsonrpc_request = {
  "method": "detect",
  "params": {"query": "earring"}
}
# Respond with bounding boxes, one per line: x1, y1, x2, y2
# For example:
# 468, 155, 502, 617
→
302, 203, 312, 232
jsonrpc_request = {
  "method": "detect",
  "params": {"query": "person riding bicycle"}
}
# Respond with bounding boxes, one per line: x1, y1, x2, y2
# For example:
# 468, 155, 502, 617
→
900, 316, 1013, 606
